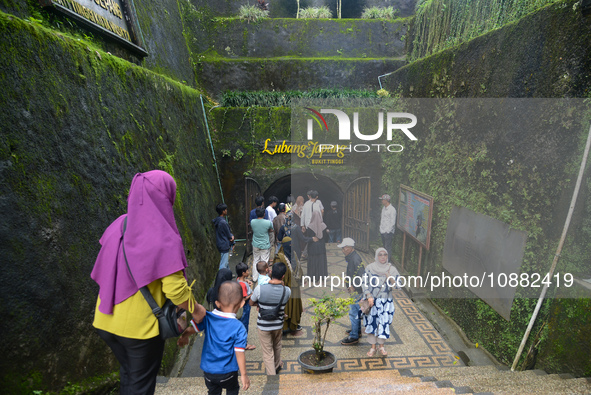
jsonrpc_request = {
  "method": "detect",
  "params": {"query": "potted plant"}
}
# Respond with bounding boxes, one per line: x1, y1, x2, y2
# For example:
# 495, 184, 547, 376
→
298, 295, 353, 373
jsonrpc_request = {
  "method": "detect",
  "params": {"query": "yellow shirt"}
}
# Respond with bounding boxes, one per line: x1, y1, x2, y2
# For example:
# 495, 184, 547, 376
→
93, 270, 195, 339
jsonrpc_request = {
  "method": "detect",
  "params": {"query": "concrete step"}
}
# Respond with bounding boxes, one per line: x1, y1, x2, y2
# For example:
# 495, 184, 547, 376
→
276, 370, 458, 393
197, 57, 406, 99
411, 366, 591, 394
156, 370, 464, 394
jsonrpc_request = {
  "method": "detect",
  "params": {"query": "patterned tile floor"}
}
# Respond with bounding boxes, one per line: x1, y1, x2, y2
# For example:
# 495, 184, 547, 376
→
180, 243, 461, 379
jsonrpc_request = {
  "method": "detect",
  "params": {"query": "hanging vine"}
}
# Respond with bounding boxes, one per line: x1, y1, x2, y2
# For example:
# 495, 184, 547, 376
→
409, 0, 561, 61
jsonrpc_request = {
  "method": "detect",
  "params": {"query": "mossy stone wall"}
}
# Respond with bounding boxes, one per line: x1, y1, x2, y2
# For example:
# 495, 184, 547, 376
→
188, 0, 416, 18
0, 0, 196, 87
379, 98, 591, 371
202, 18, 406, 59
384, 1, 591, 98
0, 12, 220, 392
133, 0, 196, 85
209, 107, 292, 238
198, 58, 405, 99
406, 0, 560, 61
378, 0, 591, 375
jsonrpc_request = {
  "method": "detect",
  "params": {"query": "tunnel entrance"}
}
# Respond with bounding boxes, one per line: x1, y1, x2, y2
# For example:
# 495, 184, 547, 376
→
265, 173, 344, 208
245, 173, 371, 252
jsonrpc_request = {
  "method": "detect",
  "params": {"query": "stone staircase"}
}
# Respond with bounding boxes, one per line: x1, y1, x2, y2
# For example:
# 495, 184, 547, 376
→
408, 365, 591, 395
155, 366, 591, 394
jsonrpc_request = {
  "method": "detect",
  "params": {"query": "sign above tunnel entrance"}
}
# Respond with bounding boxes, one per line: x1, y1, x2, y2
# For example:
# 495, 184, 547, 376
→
39, 0, 148, 57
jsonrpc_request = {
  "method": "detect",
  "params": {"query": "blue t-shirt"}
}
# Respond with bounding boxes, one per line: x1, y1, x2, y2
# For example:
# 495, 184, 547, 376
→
250, 218, 273, 249
196, 310, 248, 374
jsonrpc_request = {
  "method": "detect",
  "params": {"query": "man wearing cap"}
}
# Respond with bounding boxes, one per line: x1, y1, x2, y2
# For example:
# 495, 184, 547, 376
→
339, 238, 366, 345
324, 201, 342, 244
379, 194, 396, 260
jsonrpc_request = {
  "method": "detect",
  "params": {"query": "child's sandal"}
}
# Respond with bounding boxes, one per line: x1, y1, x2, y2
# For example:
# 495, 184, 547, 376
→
378, 346, 387, 356
367, 347, 377, 357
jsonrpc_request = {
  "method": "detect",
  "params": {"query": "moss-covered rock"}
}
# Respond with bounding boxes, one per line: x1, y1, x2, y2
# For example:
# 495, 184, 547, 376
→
201, 18, 407, 59
385, 0, 591, 98
0, 11, 219, 392
199, 58, 406, 99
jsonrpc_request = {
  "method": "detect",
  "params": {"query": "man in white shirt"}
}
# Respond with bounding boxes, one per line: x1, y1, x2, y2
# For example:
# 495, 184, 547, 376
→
266, 196, 278, 222
379, 194, 396, 259
300, 190, 324, 230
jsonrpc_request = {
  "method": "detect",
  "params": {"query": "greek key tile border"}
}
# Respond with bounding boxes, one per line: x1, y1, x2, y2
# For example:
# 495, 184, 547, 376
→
245, 354, 457, 375
392, 289, 454, 356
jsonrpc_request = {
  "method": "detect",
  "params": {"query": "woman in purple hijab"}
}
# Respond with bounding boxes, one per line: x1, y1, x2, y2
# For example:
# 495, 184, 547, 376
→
91, 170, 206, 394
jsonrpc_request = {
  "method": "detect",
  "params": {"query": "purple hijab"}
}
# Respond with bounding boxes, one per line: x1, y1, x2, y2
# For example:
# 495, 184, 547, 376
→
91, 170, 188, 314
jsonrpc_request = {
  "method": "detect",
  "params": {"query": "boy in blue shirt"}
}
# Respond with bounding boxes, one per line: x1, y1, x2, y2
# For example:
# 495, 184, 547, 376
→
178, 281, 250, 394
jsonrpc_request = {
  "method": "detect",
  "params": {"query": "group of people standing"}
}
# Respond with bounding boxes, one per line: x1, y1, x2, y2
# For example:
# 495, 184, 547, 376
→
90, 170, 401, 394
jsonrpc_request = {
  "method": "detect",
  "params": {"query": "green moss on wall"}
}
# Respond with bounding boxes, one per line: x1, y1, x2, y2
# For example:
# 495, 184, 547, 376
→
202, 18, 407, 58
0, 10, 220, 392
380, 95, 591, 373
386, 0, 591, 98
407, 0, 562, 61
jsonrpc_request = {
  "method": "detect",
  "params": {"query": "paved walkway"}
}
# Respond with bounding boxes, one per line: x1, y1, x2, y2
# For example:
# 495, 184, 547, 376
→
178, 243, 461, 381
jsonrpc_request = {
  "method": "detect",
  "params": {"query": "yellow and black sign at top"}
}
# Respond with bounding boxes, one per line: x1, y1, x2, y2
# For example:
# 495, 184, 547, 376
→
41, 0, 147, 56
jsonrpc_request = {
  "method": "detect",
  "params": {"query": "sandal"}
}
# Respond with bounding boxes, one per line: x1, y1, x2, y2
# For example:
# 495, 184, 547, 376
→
367, 347, 377, 357
378, 346, 387, 356
245, 344, 256, 350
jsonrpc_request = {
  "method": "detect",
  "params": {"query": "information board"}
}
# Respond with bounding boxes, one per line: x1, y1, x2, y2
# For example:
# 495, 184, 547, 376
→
397, 185, 433, 250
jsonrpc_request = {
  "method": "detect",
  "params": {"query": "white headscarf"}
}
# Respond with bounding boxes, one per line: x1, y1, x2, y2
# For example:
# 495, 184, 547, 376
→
366, 247, 397, 276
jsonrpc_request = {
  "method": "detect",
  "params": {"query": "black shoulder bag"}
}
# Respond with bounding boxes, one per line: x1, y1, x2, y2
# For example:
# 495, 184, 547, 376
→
122, 217, 186, 340
259, 284, 286, 321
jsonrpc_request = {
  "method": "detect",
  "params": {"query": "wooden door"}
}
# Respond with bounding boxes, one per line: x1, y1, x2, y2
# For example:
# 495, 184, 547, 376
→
343, 177, 371, 252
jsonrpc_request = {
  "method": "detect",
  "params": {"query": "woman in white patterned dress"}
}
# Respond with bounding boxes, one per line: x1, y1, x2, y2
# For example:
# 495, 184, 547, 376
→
362, 247, 399, 357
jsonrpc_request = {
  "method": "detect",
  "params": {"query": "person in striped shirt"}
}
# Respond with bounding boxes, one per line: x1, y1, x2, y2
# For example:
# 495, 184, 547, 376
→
250, 262, 291, 375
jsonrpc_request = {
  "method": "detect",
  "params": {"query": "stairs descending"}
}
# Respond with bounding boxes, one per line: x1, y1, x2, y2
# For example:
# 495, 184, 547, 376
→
409, 365, 591, 395
156, 366, 591, 394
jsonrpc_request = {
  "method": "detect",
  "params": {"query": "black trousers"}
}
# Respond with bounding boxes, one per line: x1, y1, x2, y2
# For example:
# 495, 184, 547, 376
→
381, 232, 394, 260
96, 329, 165, 395
203, 371, 240, 395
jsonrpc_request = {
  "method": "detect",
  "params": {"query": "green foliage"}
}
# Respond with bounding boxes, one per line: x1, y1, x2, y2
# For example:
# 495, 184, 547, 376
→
409, 0, 561, 61
380, 97, 591, 372
233, 149, 244, 161
361, 6, 399, 19
220, 88, 378, 107
310, 296, 354, 360
299, 6, 332, 19
238, 5, 269, 23
540, 299, 591, 376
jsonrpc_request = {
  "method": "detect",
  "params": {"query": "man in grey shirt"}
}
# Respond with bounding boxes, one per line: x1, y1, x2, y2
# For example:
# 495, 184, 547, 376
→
250, 262, 291, 375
